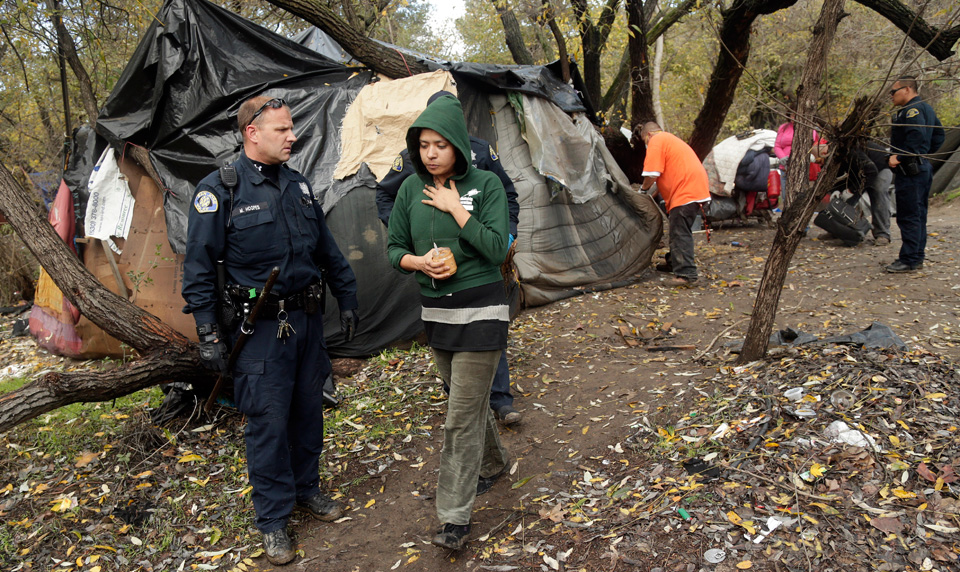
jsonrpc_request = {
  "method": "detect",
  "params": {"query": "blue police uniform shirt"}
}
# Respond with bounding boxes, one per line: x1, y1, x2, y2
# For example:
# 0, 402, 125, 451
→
375, 135, 520, 236
182, 152, 358, 326
891, 95, 945, 163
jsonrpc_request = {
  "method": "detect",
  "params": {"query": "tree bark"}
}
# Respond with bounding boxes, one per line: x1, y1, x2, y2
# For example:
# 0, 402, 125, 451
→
571, 0, 620, 111
627, 0, 656, 127
738, 0, 849, 363
0, 162, 206, 432
853, 0, 960, 61
48, 0, 99, 126
687, 0, 799, 159
540, 0, 570, 82
491, 0, 535, 65
265, 0, 430, 78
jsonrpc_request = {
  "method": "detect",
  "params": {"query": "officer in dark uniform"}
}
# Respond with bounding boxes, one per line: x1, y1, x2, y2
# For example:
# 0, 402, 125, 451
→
376, 91, 523, 426
885, 76, 944, 273
182, 95, 360, 566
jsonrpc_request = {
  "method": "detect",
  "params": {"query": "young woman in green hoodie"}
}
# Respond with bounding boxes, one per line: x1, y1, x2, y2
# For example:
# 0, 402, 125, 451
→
387, 94, 512, 550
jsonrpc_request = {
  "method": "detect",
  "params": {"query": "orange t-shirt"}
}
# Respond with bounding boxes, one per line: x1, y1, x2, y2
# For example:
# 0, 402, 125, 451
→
642, 131, 710, 211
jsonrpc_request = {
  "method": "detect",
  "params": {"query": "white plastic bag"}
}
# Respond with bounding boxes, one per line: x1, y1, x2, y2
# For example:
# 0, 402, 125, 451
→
85, 147, 135, 253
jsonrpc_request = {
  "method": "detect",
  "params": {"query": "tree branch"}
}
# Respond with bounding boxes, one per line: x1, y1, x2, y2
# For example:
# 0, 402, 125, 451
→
264, 0, 430, 78
853, 0, 960, 61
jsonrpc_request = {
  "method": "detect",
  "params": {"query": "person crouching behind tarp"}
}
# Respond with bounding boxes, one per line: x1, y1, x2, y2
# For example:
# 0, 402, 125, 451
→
387, 94, 511, 551
181, 95, 360, 566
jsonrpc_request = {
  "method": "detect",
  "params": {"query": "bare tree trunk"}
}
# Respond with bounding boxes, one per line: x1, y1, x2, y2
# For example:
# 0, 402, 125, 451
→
687, 0, 798, 158
627, 0, 655, 127
265, 0, 430, 78
540, 0, 570, 82
853, 0, 960, 61
491, 0, 535, 65
686, 0, 956, 158
652, 32, 664, 128
738, 0, 849, 363
48, 0, 99, 126
0, 163, 208, 432
571, 0, 621, 110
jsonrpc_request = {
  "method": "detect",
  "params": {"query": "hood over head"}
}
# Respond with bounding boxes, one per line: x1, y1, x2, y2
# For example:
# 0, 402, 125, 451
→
406, 94, 471, 180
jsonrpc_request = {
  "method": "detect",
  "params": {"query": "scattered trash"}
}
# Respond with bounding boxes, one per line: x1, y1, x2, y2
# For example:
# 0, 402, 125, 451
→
829, 389, 855, 409
682, 458, 720, 480
746, 516, 784, 544
731, 241, 743, 247
704, 548, 726, 564
783, 387, 804, 401
824, 420, 880, 451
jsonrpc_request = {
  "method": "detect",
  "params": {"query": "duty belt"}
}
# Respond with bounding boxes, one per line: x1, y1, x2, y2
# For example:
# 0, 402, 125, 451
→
226, 284, 314, 317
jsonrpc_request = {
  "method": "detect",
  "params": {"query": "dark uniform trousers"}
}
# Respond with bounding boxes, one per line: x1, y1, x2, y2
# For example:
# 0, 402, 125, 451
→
894, 161, 932, 267
231, 307, 329, 534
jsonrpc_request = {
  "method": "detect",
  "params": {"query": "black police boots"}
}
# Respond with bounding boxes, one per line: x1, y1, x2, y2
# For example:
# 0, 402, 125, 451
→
263, 528, 295, 565
296, 492, 344, 522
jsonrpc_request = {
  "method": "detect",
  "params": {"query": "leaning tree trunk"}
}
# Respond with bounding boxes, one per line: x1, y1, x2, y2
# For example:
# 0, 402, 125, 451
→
491, 0, 535, 65
738, 0, 851, 362
0, 164, 210, 431
265, 0, 430, 78
687, 0, 798, 158
686, 0, 956, 159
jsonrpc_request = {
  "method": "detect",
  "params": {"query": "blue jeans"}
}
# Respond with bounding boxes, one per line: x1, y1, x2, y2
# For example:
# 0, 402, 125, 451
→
488, 352, 513, 410
894, 163, 932, 266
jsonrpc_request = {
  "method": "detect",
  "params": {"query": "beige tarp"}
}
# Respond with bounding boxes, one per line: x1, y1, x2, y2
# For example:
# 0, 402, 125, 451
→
334, 70, 457, 181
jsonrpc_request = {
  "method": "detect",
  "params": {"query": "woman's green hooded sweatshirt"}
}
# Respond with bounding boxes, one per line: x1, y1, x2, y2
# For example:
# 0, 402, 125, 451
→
387, 95, 510, 297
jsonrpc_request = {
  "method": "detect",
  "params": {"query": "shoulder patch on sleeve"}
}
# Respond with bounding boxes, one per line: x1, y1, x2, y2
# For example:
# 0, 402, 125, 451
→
194, 190, 219, 214
489, 145, 499, 162
906, 108, 920, 119
392, 155, 404, 172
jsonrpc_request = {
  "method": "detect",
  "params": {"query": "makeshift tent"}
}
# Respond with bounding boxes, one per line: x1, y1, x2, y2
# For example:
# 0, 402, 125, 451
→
55, 0, 661, 359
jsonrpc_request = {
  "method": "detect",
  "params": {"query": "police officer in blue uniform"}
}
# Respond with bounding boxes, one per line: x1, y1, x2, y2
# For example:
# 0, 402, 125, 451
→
182, 95, 360, 565
885, 76, 944, 273
376, 91, 523, 426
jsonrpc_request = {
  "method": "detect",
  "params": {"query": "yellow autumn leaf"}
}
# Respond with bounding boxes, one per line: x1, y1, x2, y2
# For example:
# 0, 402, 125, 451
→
407, 555, 419, 563
737, 561, 753, 569
178, 453, 204, 463
134, 471, 153, 479
810, 463, 826, 478
75, 451, 99, 468
364, 499, 375, 508
51, 496, 76, 512
239, 486, 253, 497
90, 567, 102, 572
741, 520, 757, 535
32, 483, 50, 495
935, 477, 944, 491
684, 311, 698, 316
726, 511, 743, 525
892, 488, 916, 499
889, 435, 900, 447
582, 426, 589, 435
925, 393, 947, 400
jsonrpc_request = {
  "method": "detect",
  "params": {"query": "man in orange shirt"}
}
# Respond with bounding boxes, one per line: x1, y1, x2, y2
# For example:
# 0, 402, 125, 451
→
639, 122, 711, 286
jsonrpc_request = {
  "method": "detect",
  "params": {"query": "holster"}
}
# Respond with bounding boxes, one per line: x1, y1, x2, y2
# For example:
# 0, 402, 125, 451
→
896, 157, 920, 176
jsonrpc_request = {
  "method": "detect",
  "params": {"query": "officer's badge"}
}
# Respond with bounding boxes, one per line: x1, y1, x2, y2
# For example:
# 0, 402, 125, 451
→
489, 145, 499, 161
392, 155, 404, 172
194, 190, 218, 214
299, 182, 310, 196
906, 108, 920, 119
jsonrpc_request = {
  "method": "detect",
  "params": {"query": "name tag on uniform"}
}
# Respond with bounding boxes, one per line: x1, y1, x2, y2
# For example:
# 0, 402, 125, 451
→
233, 202, 267, 217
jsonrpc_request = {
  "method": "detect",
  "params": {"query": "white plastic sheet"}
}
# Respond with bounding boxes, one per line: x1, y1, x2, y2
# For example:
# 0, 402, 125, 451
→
520, 95, 629, 203
84, 147, 135, 253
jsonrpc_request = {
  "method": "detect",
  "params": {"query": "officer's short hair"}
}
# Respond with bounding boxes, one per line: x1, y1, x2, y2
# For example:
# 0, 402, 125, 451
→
895, 76, 918, 92
238, 95, 284, 133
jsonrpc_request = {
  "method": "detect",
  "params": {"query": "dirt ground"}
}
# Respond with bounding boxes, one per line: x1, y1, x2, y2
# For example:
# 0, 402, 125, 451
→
279, 197, 960, 571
